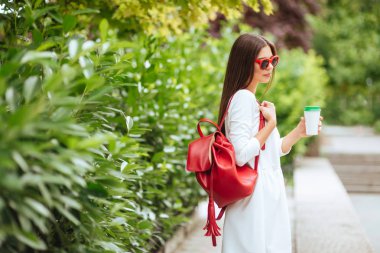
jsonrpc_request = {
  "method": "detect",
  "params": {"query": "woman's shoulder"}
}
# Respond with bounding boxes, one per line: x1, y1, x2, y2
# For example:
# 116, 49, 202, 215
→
230, 89, 258, 108
234, 88, 256, 98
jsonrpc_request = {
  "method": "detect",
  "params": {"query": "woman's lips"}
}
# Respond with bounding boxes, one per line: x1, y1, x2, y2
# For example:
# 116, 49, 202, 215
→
264, 73, 271, 77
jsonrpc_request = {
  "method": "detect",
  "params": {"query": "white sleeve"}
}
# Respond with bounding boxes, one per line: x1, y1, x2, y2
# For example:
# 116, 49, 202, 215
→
228, 91, 260, 167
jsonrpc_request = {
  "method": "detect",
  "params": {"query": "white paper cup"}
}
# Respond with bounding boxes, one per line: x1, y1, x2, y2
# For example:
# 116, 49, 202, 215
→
304, 106, 321, 136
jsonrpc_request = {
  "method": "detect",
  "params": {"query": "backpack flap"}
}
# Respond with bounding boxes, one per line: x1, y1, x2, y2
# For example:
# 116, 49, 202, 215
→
186, 132, 215, 173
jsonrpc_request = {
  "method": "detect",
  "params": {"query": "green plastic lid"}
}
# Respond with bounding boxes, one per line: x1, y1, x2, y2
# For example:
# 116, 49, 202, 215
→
304, 106, 321, 111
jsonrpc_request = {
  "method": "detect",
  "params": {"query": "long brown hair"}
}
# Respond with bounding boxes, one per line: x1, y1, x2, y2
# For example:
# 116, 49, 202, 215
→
217, 33, 277, 135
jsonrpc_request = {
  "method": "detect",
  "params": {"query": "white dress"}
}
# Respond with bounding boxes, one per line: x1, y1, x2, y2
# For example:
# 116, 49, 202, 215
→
221, 89, 292, 253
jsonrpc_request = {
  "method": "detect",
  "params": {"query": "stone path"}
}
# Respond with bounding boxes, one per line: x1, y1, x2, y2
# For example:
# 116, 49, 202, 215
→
294, 157, 374, 253
320, 125, 380, 252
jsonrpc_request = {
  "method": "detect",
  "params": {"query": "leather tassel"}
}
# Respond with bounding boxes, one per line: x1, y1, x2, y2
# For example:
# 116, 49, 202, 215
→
203, 196, 221, 246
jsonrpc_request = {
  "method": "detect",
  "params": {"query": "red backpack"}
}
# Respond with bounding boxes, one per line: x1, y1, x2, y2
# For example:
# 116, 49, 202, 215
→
186, 93, 266, 246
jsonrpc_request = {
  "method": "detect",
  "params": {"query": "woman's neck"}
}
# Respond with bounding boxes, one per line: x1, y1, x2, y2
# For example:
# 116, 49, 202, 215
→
245, 79, 259, 95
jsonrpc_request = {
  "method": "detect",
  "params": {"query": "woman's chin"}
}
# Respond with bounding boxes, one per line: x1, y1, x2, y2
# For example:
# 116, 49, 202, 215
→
259, 79, 270, 84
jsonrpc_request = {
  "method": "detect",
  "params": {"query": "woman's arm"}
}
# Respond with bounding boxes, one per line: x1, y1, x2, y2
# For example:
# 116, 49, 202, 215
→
255, 100, 278, 148
255, 120, 276, 148
281, 115, 324, 154
228, 90, 262, 167
281, 127, 302, 154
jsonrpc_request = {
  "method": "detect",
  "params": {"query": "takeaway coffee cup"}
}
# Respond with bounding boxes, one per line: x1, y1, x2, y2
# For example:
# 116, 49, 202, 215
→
304, 106, 321, 136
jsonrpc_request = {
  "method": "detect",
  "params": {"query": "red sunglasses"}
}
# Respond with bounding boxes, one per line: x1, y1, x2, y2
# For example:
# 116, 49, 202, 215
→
255, 55, 280, 70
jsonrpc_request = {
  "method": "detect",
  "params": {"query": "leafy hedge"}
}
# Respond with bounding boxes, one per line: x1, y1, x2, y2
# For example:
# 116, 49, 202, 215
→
0, 2, 327, 252
0, 4, 238, 250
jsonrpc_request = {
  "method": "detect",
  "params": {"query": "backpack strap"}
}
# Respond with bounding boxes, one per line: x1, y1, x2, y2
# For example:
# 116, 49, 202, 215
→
258, 100, 266, 150
219, 94, 235, 129
197, 118, 220, 137
203, 159, 221, 246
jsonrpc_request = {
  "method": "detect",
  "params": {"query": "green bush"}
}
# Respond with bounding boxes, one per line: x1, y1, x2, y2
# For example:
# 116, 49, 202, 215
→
0, 6, 216, 252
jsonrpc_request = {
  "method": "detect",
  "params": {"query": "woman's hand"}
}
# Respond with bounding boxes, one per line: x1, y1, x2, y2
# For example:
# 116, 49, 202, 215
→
259, 101, 277, 126
296, 116, 324, 138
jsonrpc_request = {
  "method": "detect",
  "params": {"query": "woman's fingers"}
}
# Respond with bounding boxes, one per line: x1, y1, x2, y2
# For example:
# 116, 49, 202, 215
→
262, 101, 274, 106
319, 118, 323, 131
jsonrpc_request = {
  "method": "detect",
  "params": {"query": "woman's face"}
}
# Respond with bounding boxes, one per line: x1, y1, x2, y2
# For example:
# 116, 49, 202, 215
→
253, 45, 274, 83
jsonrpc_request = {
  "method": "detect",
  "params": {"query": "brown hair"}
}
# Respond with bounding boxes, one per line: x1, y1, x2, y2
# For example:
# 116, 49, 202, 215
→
217, 33, 277, 135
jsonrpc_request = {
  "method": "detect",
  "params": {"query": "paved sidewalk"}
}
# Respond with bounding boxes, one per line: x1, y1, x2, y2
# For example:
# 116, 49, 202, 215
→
294, 157, 374, 253
174, 186, 295, 253
320, 125, 380, 252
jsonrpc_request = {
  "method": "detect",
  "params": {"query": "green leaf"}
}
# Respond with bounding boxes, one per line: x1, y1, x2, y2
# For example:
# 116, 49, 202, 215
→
32, 29, 43, 45
33, 0, 44, 8
68, 39, 79, 58
1, 174, 23, 191
23, 76, 38, 103
0, 62, 18, 78
38, 182, 53, 207
21, 51, 57, 63
12, 151, 29, 172
5, 87, 16, 112
111, 217, 126, 226
120, 161, 128, 172
63, 15, 77, 32
71, 8, 100, 15
87, 182, 108, 197
54, 203, 80, 226
36, 40, 57, 51
125, 115, 133, 131
84, 75, 105, 92
137, 220, 153, 230
97, 241, 124, 252
99, 19, 109, 42
58, 196, 82, 210
25, 198, 51, 217
13, 229, 47, 250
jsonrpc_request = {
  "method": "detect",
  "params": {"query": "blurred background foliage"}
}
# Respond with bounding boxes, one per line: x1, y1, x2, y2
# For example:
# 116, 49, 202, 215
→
309, 0, 380, 127
0, 0, 376, 252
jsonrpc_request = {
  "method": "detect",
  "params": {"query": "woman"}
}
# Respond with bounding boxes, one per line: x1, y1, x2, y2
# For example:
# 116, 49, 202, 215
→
219, 34, 323, 252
